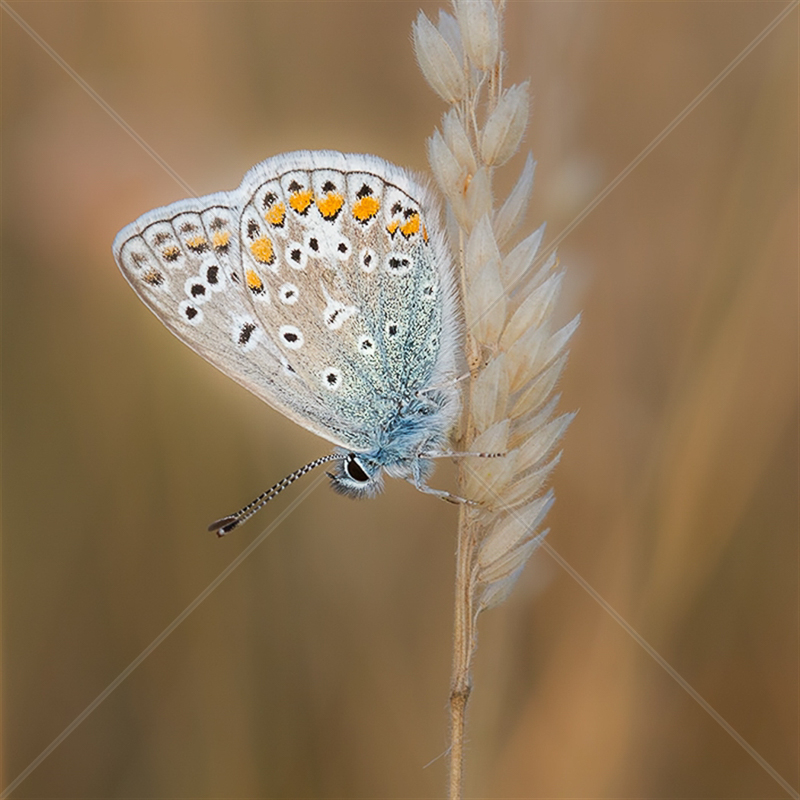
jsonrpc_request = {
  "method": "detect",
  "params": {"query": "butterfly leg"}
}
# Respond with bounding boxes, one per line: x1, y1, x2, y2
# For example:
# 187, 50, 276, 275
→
418, 450, 505, 459
407, 457, 478, 505
406, 478, 474, 505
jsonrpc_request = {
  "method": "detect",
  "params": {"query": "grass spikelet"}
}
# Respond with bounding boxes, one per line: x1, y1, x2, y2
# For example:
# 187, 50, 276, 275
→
412, 10, 467, 103
480, 82, 531, 166
453, 0, 499, 71
502, 221, 545, 285
494, 153, 537, 245
443, 110, 479, 173
412, 1, 579, 796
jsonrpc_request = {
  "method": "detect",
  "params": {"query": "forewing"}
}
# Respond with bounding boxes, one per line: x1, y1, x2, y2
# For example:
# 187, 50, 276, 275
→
113, 152, 460, 454
228, 152, 460, 451
113, 192, 354, 448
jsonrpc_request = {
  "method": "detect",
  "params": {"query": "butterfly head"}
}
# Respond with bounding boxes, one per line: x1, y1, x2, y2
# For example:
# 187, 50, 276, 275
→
327, 450, 386, 499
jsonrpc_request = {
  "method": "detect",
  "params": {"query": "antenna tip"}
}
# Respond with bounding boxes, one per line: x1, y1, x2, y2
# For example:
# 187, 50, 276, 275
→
208, 516, 239, 536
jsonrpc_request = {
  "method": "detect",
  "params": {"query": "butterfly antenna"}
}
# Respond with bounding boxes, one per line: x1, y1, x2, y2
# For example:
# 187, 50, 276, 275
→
208, 453, 346, 537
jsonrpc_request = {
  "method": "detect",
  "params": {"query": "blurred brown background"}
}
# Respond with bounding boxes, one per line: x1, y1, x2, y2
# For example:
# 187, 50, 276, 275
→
2, 1, 796, 797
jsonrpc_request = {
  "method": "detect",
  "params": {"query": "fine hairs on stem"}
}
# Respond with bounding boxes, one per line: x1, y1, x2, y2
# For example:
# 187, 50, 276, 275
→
413, 2, 579, 796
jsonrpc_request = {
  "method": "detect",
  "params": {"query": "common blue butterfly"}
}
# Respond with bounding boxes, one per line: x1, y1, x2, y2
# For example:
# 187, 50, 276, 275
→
113, 151, 461, 533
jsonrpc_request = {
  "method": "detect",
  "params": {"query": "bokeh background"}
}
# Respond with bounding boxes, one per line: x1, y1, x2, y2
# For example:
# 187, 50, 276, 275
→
3, 1, 797, 797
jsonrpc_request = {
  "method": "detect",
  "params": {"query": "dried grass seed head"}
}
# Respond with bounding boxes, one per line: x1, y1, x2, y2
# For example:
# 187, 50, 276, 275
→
466, 257, 506, 344
465, 215, 502, 284
502, 220, 545, 288
478, 530, 549, 612
463, 166, 493, 229
436, 9, 465, 67
428, 128, 467, 201
499, 456, 561, 511
500, 269, 565, 350
443, 110, 478, 175
471, 354, 510, 433
477, 491, 554, 579
453, 0, 500, 72
413, 10, 467, 102
480, 82, 531, 167
494, 153, 536, 247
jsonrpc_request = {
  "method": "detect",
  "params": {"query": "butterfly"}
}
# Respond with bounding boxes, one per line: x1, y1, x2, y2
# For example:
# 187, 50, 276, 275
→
113, 151, 462, 534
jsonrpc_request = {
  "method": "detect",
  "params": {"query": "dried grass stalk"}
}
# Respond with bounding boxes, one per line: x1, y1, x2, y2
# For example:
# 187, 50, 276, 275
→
413, 2, 578, 796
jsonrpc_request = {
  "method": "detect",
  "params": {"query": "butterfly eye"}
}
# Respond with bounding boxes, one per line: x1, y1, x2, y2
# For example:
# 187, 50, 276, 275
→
345, 455, 370, 483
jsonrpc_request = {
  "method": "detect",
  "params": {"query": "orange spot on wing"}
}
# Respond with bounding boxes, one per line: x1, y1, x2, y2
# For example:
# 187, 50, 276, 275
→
246, 269, 264, 293
162, 246, 180, 262
250, 236, 275, 265
143, 269, 164, 286
212, 230, 230, 250
400, 212, 420, 238
316, 192, 344, 220
352, 195, 380, 223
264, 202, 286, 226
422, 225, 429, 243
386, 220, 399, 237
289, 189, 314, 215
187, 235, 209, 252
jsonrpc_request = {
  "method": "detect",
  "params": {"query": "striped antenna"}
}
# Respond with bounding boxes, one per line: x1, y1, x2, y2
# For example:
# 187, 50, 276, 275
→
208, 453, 346, 537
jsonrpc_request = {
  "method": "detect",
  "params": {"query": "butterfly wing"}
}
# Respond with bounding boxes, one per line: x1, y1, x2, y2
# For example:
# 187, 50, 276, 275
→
231, 151, 460, 447
113, 151, 460, 454
113, 190, 360, 449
